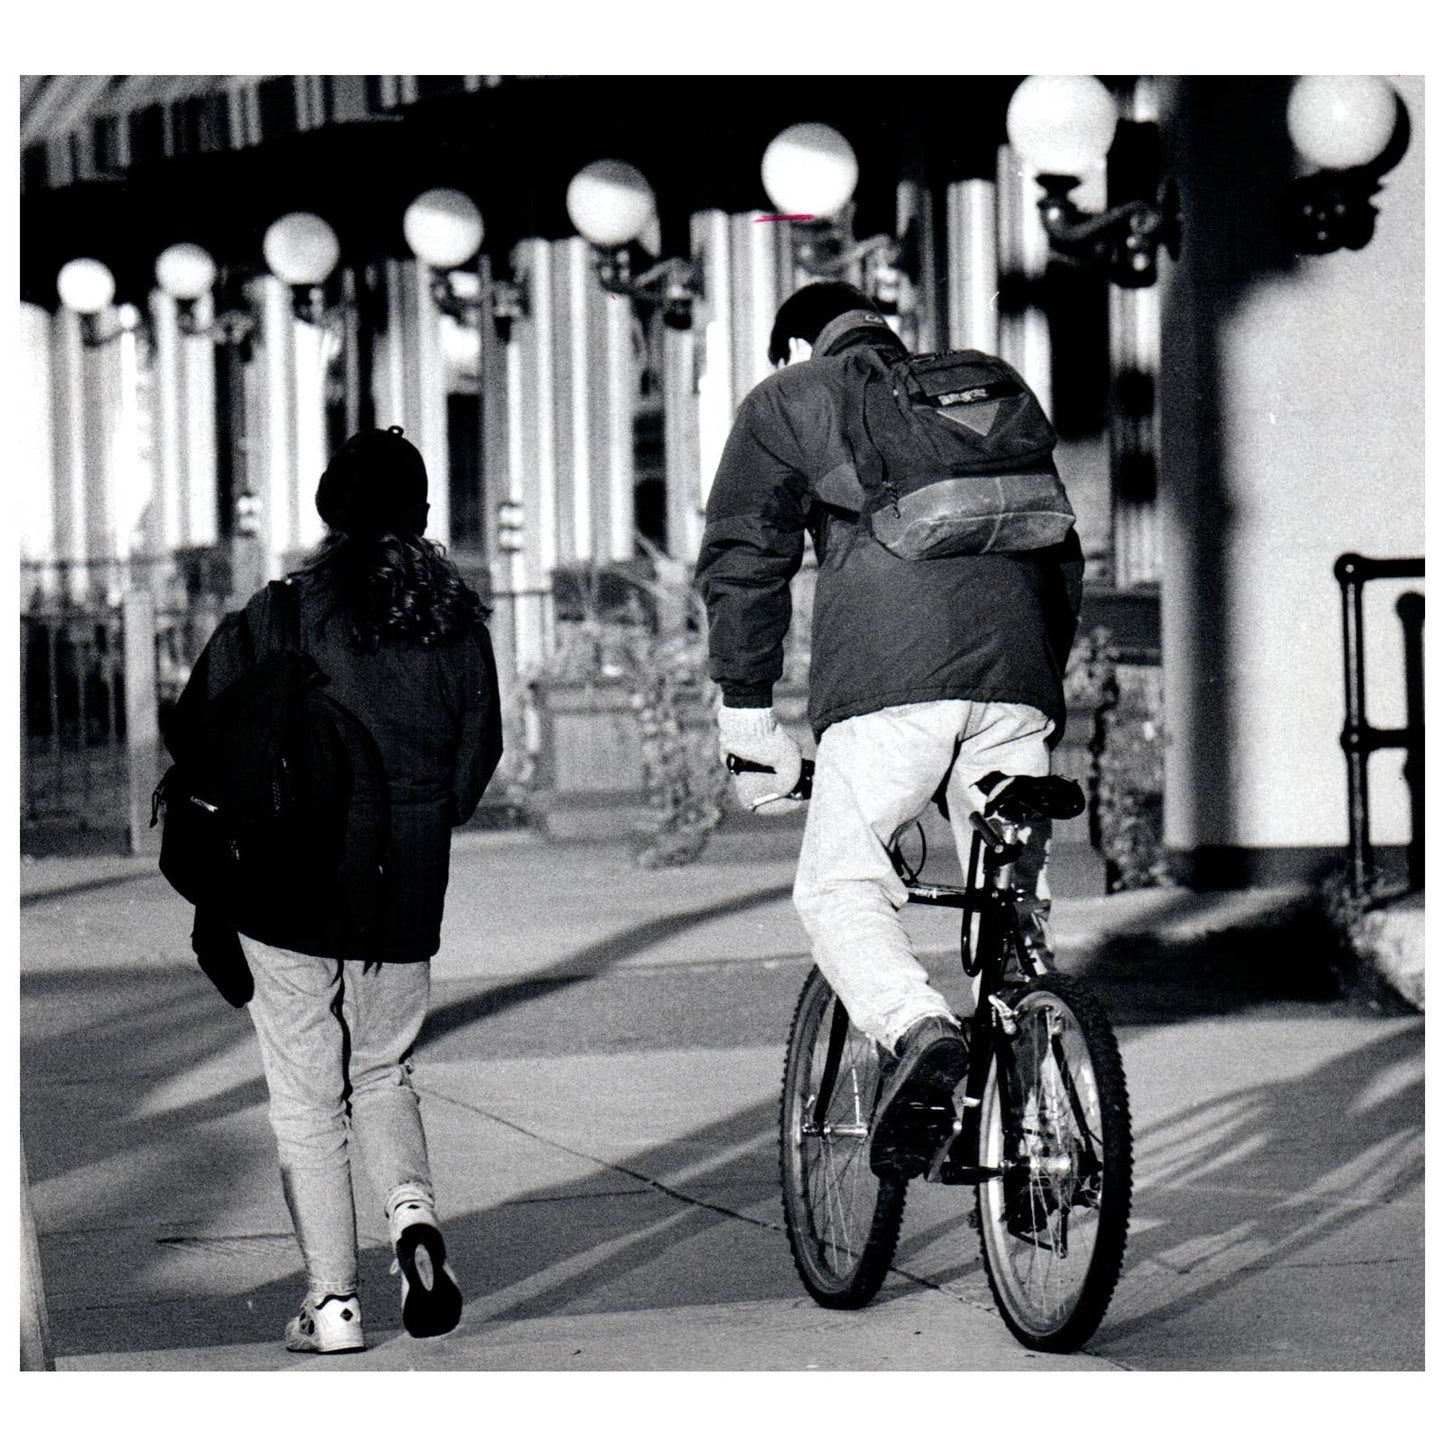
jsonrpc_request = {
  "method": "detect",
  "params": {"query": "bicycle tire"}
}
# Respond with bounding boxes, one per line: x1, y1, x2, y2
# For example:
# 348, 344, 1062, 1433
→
975, 971, 1132, 1352
779, 966, 907, 1308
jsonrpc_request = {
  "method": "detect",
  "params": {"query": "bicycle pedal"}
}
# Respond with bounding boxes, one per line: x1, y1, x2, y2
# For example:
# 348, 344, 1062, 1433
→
924, 1118, 964, 1183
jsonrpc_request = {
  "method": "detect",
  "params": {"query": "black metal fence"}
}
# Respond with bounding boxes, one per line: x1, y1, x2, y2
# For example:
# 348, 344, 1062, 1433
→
20, 557, 230, 853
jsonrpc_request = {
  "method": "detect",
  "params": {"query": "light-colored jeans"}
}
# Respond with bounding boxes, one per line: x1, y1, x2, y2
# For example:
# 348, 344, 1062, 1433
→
793, 699, 1054, 1052
242, 938, 436, 1299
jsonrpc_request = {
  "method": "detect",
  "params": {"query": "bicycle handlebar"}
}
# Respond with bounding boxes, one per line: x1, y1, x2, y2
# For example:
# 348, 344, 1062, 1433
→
726, 753, 816, 801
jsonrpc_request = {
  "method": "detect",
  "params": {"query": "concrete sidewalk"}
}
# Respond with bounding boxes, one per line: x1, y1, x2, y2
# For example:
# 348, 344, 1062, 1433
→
20, 827, 1425, 1371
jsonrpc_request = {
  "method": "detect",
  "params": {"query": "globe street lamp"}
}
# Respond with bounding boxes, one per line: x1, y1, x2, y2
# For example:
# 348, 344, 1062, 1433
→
758, 122, 915, 304
262, 210, 341, 322
1006, 75, 1179, 287
566, 158, 699, 328
402, 187, 526, 336
1283, 75, 1400, 254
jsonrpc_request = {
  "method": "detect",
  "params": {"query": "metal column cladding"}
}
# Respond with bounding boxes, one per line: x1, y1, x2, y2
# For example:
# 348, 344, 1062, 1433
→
692, 210, 733, 509
506, 233, 558, 678
730, 211, 781, 411
181, 294, 219, 547
602, 277, 635, 563
947, 180, 999, 355
554, 237, 591, 564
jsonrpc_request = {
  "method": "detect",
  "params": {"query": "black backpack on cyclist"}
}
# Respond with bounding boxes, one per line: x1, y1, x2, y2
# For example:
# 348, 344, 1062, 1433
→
841, 348, 1076, 561
153, 580, 391, 970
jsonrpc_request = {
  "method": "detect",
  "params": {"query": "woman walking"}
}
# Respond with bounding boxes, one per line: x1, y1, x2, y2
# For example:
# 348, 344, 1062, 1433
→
177, 425, 502, 1353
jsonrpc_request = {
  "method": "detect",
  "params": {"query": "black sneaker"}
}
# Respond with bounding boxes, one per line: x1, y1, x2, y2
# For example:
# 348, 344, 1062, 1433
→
394, 1222, 463, 1339
869, 1016, 970, 1179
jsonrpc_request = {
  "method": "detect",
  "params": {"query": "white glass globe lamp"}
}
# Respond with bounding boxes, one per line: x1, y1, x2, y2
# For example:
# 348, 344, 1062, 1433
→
57, 257, 117, 315
566, 161, 657, 249
1287, 76, 1396, 171
262, 212, 341, 287
403, 188, 485, 270
760, 123, 858, 218
1006, 75, 1119, 175
155, 243, 218, 301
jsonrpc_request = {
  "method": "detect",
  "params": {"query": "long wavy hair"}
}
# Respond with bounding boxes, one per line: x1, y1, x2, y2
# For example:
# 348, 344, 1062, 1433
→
304, 529, 490, 652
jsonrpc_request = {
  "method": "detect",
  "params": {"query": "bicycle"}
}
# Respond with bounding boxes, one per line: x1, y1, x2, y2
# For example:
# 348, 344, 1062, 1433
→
730, 754, 1133, 1353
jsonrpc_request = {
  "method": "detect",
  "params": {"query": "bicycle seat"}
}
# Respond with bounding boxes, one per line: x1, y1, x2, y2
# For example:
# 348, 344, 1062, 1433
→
977, 773, 1086, 823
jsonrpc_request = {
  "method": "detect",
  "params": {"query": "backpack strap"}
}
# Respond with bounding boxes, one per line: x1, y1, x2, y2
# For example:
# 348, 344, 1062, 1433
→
248, 579, 301, 662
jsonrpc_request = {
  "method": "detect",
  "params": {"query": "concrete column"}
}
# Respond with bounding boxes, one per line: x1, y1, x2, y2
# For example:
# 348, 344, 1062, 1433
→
1156, 76, 1425, 883
946, 179, 999, 353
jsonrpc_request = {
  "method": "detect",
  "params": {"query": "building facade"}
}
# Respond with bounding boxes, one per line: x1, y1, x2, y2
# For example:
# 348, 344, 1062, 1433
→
18, 74, 1425, 882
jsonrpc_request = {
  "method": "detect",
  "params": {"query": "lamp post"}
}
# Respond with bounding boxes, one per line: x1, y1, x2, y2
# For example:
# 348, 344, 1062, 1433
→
566, 159, 699, 327
1006, 75, 1179, 288
1283, 75, 1399, 254
759, 122, 916, 312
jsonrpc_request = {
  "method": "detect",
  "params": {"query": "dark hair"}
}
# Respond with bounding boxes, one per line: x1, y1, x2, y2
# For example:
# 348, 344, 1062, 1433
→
767, 281, 876, 366
304, 530, 490, 653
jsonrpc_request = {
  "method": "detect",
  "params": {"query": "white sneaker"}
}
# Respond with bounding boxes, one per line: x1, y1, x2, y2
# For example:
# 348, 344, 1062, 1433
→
284, 1293, 366, 1354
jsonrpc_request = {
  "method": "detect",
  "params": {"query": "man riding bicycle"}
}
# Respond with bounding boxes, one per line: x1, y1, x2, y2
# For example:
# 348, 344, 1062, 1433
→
695, 281, 1083, 1180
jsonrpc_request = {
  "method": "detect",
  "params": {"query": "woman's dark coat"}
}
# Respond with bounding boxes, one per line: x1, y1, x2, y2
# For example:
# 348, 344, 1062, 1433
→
175, 564, 503, 961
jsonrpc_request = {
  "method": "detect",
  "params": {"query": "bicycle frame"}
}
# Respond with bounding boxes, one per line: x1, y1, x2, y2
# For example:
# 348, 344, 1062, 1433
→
893, 808, 1048, 1188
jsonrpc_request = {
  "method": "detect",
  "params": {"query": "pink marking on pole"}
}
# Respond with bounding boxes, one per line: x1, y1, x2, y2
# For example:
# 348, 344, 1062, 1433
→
755, 214, 816, 223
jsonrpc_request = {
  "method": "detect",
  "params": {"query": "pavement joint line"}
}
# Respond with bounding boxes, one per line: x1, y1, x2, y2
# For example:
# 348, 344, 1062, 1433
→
421, 1083, 1013, 1324
422, 1080, 789, 1239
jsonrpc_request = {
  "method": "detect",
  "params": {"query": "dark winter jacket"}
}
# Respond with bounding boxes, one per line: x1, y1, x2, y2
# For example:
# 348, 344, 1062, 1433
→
175, 563, 503, 961
694, 326, 1084, 737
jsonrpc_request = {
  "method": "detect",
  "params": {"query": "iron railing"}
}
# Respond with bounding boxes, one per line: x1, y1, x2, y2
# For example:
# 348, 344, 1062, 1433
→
1334, 553, 1424, 898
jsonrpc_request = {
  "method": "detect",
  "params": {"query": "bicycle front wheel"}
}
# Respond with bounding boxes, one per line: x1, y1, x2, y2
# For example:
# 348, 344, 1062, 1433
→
975, 972, 1132, 1352
780, 967, 906, 1308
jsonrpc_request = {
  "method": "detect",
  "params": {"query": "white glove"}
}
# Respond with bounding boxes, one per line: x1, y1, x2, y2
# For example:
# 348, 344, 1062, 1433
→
717, 705, 804, 813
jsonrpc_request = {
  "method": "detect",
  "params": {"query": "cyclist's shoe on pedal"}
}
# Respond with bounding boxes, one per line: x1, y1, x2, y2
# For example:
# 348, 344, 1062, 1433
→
870, 1016, 969, 1180
284, 1293, 365, 1354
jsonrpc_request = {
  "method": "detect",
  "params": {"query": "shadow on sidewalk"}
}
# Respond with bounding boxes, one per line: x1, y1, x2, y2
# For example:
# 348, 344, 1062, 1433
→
417, 882, 795, 1051
22, 871, 1418, 1364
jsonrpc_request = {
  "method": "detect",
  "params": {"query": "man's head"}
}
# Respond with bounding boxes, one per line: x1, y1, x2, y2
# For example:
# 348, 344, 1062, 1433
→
767, 281, 885, 368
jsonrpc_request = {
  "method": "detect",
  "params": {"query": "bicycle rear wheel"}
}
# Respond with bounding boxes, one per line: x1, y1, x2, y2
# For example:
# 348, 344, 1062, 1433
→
780, 967, 906, 1308
975, 972, 1132, 1352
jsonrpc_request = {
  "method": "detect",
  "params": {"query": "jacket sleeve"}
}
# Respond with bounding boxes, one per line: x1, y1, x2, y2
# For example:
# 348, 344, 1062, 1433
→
693, 389, 812, 708
1038, 528, 1086, 672
444, 624, 504, 826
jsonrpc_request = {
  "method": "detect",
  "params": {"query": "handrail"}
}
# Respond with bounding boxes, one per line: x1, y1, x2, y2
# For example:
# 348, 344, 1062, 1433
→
1334, 553, 1425, 898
